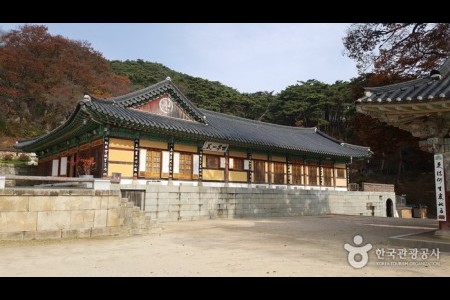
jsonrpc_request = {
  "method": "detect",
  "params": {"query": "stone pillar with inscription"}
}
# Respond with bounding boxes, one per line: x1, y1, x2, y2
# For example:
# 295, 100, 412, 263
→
436, 151, 450, 235
423, 138, 450, 236
420, 138, 450, 235
443, 152, 450, 233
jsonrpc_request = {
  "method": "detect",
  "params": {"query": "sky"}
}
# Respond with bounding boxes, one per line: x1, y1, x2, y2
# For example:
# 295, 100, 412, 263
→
0, 23, 358, 93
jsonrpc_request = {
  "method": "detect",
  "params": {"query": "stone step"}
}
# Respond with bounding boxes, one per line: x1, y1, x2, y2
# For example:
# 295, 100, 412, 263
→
123, 202, 135, 208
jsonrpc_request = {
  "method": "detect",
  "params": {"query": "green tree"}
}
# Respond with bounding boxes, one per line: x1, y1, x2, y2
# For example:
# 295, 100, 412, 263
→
272, 79, 354, 140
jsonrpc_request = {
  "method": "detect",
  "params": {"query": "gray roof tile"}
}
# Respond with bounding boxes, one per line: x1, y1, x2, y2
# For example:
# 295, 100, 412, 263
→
17, 80, 370, 158
357, 57, 450, 103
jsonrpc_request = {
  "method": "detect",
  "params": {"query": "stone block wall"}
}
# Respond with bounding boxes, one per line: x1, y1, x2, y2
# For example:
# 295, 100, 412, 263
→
361, 182, 395, 192
0, 163, 38, 187
140, 185, 395, 222
0, 189, 151, 240
0, 163, 37, 176
0, 185, 396, 240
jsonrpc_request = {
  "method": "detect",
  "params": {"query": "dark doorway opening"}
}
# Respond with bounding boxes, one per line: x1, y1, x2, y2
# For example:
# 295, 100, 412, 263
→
386, 198, 393, 217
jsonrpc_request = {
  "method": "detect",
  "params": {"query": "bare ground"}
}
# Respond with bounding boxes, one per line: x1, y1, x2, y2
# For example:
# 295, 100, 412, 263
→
0, 215, 448, 276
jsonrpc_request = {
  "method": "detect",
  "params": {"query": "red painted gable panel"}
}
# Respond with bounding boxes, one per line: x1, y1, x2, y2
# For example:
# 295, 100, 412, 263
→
135, 94, 194, 121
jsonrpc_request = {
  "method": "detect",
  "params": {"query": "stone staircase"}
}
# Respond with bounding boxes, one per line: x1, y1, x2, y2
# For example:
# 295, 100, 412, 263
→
119, 197, 154, 235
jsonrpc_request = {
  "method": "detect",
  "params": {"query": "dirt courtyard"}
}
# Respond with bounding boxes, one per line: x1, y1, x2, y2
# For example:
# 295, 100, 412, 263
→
0, 215, 448, 276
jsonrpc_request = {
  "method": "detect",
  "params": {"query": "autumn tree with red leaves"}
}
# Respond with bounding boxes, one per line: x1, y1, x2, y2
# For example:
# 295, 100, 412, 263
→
0, 25, 131, 137
343, 23, 450, 76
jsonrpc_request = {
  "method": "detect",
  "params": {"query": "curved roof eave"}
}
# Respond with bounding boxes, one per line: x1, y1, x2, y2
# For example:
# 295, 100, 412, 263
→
16, 80, 370, 159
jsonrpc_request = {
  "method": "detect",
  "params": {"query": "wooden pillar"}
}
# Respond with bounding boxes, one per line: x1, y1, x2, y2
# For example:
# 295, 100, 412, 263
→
75, 140, 80, 177
303, 158, 307, 188
101, 135, 109, 178
132, 138, 139, 180
346, 163, 350, 187
333, 162, 336, 190
319, 160, 323, 189
198, 146, 203, 183
267, 153, 272, 185
286, 156, 291, 186
247, 151, 252, 184
69, 154, 74, 177
224, 150, 229, 185
168, 142, 174, 181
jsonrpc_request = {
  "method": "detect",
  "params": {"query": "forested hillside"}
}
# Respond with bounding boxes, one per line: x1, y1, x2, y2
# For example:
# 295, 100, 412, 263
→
0, 25, 131, 138
1, 25, 357, 148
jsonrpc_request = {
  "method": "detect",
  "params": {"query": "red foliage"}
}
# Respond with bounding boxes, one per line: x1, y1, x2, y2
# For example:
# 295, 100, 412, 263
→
75, 157, 96, 175
0, 25, 132, 137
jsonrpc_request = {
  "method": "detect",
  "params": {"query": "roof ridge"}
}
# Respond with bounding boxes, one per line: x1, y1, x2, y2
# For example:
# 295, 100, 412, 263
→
438, 56, 450, 76
107, 79, 171, 103
365, 77, 426, 93
200, 108, 315, 131
92, 98, 113, 104
315, 129, 344, 144
316, 130, 370, 152
341, 142, 371, 151
365, 57, 450, 94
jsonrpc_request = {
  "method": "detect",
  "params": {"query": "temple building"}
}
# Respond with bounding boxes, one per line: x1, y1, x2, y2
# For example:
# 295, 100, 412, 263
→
16, 78, 369, 190
356, 57, 450, 233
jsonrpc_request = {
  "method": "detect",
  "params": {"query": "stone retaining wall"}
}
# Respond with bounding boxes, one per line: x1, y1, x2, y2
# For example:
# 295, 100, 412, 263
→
0, 185, 396, 240
0, 189, 150, 240
118, 185, 395, 222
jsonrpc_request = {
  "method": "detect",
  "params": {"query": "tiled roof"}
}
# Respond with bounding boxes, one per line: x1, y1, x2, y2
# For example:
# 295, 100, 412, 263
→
107, 78, 207, 123
17, 80, 370, 159
357, 57, 450, 104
